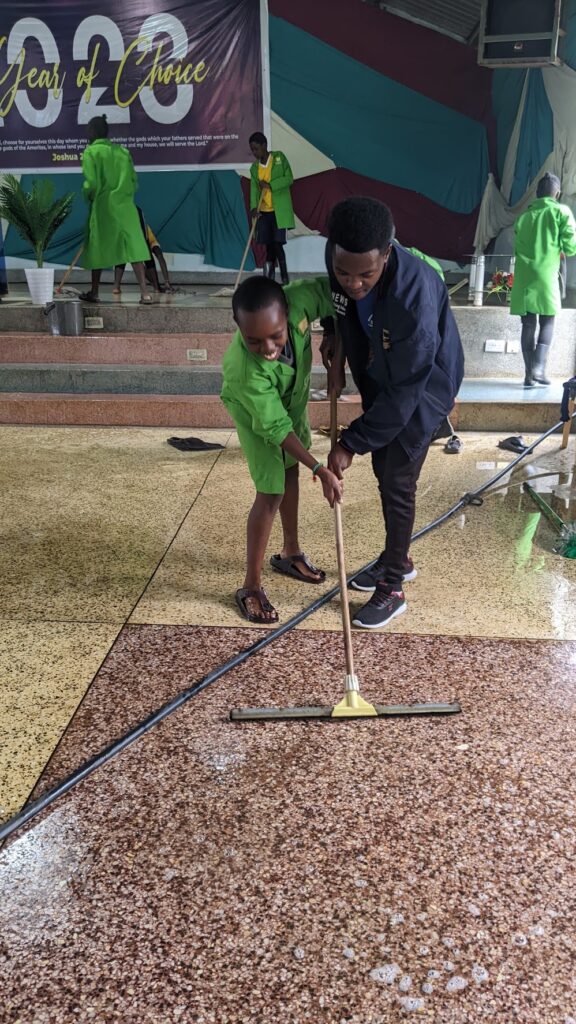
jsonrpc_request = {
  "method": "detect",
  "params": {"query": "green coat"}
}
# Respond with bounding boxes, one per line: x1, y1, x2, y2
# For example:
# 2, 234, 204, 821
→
250, 151, 295, 230
82, 139, 150, 270
405, 244, 445, 280
510, 196, 576, 316
221, 277, 334, 493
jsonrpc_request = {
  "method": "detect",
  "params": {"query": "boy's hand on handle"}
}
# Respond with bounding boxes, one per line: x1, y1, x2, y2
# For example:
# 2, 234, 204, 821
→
320, 330, 336, 369
328, 442, 354, 480
320, 331, 346, 398
328, 362, 346, 399
317, 466, 343, 508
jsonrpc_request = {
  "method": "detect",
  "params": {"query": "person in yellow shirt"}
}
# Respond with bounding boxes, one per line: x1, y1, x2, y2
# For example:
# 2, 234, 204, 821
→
249, 132, 295, 285
113, 208, 175, 294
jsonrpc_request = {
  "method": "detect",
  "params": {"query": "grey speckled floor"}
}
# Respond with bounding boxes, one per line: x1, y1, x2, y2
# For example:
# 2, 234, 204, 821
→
458, 378, 565, 402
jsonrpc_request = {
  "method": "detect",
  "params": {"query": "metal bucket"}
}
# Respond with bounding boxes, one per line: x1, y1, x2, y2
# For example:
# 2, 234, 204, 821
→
43, 300, 84, 336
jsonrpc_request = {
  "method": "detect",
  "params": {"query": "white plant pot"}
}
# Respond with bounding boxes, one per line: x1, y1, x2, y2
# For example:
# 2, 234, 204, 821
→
25, 267, 54, 305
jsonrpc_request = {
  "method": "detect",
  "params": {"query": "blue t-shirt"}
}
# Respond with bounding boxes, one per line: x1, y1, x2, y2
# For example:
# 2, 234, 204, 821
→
356, 290, 376, 339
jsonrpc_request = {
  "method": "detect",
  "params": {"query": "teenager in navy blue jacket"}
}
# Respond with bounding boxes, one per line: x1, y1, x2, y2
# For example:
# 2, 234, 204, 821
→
321, 197, 464, 629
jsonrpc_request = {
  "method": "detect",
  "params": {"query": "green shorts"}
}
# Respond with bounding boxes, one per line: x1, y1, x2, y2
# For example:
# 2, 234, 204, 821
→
235, 411, 311, 494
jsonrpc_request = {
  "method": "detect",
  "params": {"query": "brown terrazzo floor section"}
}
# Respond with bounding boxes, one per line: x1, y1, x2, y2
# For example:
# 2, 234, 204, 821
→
2, 624, 575, 1023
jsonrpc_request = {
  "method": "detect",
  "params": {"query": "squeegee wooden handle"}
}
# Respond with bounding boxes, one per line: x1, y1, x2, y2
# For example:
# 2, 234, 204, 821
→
233, 194, 264, 292
330, 386, 355, 679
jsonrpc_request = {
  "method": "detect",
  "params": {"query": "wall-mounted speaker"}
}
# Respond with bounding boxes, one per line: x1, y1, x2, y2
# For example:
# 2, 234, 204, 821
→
478, 0, 564, 67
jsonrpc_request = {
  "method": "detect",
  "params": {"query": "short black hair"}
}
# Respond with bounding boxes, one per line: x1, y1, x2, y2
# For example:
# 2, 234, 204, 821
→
88, 115, 108, 139
327, 197, 395, 254
249, 131, 267, 146
536, 172, 561, 198
232, 275, 288, 320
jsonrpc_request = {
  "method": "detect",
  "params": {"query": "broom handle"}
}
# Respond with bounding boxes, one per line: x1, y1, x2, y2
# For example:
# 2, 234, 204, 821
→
331, 388, 356, 678
56, 244, 84, 293
233, 194, 264, 292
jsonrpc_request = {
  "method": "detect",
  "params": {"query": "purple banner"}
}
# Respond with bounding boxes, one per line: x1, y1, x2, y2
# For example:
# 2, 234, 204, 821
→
0, 0, 269, 172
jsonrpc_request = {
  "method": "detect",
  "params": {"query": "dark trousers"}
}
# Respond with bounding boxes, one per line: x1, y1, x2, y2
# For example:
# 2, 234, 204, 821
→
521, 314, 555, 378
371, 438, 430, 588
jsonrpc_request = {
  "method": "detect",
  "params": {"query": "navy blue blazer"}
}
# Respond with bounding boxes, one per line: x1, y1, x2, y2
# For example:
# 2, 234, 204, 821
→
326, 242, 464, 458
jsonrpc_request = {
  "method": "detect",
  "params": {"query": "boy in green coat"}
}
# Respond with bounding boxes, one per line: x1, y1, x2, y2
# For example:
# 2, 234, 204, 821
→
80, 116, 152, 304
249, 132, 295, 284
510, 172, 576, 386
221, 276, 342, 624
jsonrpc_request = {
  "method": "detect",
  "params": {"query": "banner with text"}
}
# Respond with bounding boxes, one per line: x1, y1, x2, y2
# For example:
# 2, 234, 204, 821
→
0, 0, 269, 172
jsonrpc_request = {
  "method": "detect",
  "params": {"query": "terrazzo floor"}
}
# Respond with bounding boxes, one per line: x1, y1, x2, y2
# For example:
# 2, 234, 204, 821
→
2, 626, 576, 1023
1, 423, 575, 1022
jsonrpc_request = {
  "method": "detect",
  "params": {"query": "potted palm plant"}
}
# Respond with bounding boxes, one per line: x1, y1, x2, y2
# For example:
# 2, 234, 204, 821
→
0, 174, 75, 304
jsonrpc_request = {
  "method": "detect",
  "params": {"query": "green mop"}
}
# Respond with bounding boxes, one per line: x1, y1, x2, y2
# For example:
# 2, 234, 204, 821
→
523, 483, 576, 558
230, 392, 461, 723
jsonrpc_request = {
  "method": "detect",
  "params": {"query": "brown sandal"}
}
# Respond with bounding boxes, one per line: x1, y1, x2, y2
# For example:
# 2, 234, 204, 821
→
235, 588, 279, 624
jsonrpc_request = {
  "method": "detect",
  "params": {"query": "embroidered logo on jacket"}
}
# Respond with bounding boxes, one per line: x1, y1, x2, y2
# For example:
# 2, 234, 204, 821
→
332, 291, 348, 316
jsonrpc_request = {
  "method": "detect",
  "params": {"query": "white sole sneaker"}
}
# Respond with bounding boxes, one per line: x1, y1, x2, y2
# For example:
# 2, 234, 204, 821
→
350, 567, 417, 592
352, 601, 407, 630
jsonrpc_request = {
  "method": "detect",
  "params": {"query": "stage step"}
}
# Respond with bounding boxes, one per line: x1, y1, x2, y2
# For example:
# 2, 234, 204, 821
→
1, 296, 574, 379
0, 331, 326, 366
0, 363, 347, 396
0, 386, 569, 434
0, 393, 363, 429
0, 298, 236, 335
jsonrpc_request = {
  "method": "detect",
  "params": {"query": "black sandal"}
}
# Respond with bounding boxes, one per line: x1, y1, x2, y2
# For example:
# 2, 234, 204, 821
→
498, 436, 528, 454
79, 291, 99, 303
235, 588, 279, 624
270, 553, 326, 584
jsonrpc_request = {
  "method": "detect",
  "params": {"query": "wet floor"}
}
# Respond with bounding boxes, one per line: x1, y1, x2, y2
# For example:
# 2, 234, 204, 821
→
0, 425, 575, 1022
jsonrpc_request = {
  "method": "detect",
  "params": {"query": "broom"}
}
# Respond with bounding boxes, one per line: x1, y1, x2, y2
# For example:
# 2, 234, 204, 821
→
214, 195, 265, 297
55, 244, 84, 294
523, 482, 576, 558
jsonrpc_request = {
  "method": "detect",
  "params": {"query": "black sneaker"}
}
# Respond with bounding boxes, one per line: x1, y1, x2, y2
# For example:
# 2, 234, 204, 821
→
350, 555, 417, 591
444, 434, 463, 454
352, 584, 407, 629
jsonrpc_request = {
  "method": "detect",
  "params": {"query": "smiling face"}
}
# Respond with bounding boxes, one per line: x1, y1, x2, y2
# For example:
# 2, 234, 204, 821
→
332, 245, 390, 300
236, 301, 289, 362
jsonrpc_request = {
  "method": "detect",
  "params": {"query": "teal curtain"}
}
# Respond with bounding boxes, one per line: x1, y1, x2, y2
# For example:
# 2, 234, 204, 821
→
4, 170, 254, 271
509, 71, 554, 204
491, 69, 527, 183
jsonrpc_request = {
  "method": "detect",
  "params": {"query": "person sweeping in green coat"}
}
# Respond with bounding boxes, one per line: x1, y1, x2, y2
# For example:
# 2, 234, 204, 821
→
249, 132, 295, 285
510, 172, 576, 387
221, 275, 342, 624
80, 116, 153, 304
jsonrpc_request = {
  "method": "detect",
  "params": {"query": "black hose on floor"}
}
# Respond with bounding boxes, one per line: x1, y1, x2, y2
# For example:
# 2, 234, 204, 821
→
0, 415, 572, 845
